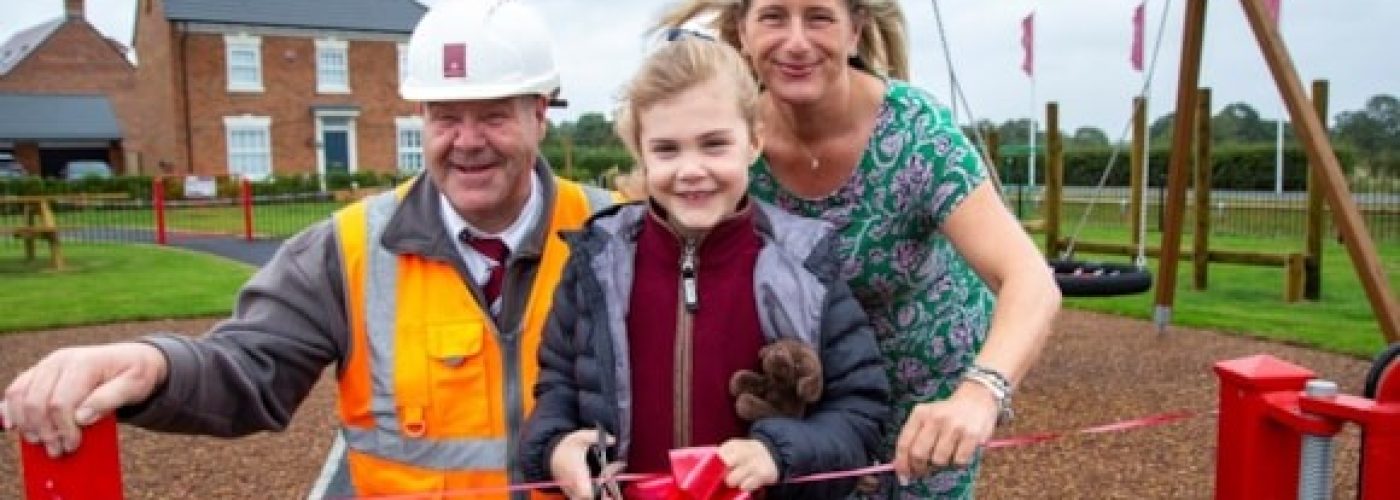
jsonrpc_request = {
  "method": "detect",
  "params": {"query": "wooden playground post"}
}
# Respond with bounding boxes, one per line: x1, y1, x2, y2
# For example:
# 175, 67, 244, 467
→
1131, 96, 1147, 253
1238, 0, 1399, 341
1304, 79, 1329, 301
1154, 0, 1207, 332
1044, 102, 1063, 258
1193, 88, 1213, 291
986, 128, 1001, 177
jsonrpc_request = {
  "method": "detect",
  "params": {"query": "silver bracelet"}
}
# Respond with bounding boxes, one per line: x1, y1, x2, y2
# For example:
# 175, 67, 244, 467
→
961, 364, 1015, 425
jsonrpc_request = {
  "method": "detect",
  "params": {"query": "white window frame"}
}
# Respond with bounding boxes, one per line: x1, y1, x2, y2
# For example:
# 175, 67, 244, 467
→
316, 38, 350, 94
224, 115, 273, 180
395, 116, 425, 174
397, 42, 409, 86
224, 34, 262, 93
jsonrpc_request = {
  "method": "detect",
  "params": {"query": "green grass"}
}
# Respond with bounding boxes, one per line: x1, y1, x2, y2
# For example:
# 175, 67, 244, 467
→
1055, 227, 1400, 358
0, 243, 253, 333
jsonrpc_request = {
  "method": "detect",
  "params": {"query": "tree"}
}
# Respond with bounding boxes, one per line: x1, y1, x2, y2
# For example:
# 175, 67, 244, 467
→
1211, 102, 1274, 144
1335, 94, 1400, 176
1070, 126, 1110, 148
996, 118, 1039, 147
1149, 112, 1175, 143
572, 112, 621, 148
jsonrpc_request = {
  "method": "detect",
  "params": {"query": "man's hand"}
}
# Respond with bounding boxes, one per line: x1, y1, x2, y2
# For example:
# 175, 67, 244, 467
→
2, 342, 168, 458
549, 428, 614, 499
718, 438, 779, 492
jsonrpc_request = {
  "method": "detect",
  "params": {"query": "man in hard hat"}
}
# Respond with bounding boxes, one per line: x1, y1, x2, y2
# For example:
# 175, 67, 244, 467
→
1, 1, 613, 498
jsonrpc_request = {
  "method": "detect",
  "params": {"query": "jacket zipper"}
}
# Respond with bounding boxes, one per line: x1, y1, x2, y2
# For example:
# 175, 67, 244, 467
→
673, 238, 698, 448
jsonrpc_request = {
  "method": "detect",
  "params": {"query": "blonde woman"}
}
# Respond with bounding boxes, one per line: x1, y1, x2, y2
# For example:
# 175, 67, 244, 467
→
659, 1, 1062, 498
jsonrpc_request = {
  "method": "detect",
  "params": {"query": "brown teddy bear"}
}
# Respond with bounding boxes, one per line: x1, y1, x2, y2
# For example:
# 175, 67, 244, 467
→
728, 339, 823, 421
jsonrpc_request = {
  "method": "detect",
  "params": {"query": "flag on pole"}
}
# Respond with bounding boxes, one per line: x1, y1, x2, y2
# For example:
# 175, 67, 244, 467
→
1131, 2, 1145, 72
1020, 12, 1034, 77
1263, 0, 1282, 24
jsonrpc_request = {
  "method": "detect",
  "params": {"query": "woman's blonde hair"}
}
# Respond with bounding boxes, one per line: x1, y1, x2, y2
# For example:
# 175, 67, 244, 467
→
654, 0, 910, 80
612, 37, 760, 198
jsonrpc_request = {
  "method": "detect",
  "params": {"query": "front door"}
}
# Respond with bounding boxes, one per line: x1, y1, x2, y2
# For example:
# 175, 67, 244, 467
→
323, 129, 349, 175
318, 115, 356, 179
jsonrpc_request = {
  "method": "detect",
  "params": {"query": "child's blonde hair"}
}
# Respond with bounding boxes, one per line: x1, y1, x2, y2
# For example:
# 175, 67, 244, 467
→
612, 37, 760, 198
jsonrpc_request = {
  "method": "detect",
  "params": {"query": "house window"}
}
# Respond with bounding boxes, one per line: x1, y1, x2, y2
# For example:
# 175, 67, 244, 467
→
224, 116, 272, 180
316, 39, 349, 93
396, 117, 424, 174
224, 34, 262, 92
397, 43, 408, 85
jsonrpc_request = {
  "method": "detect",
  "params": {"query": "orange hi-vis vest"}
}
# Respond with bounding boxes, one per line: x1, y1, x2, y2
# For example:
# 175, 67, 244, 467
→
319, 177, 612, 499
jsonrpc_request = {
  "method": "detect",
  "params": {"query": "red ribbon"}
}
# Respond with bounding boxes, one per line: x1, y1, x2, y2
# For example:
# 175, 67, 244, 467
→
626, 447, 751, 500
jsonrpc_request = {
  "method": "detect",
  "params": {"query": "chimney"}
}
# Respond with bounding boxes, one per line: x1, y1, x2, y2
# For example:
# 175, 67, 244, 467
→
65, 0, 84, 19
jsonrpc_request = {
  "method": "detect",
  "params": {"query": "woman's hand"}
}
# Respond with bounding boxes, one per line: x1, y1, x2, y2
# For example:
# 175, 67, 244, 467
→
549, 428, 613, 499
718, 438, 779, 492
892, 381, 999, 483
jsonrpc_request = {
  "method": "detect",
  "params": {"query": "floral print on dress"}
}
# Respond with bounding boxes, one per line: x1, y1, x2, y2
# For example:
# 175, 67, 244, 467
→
750, 80, 995, 499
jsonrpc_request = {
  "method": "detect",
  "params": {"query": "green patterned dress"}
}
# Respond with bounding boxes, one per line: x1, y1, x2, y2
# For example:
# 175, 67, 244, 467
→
749, 80, 996, 499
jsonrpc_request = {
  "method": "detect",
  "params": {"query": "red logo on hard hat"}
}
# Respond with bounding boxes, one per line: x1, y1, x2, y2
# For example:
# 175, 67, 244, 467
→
443, 43, 467, 78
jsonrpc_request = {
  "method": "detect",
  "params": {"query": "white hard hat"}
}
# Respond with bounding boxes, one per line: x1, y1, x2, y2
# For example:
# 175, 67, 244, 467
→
400, 0, 560, 102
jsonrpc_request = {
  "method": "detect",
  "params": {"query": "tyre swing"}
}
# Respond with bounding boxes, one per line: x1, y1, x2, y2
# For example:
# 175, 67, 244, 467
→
928, 0, 1155, 297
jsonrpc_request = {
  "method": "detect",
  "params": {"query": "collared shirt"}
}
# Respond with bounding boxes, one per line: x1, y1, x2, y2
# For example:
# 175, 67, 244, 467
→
440, 170, 543, 290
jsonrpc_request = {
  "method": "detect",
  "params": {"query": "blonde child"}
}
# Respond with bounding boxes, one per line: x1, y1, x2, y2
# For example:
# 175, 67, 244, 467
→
519, 37, 889, 499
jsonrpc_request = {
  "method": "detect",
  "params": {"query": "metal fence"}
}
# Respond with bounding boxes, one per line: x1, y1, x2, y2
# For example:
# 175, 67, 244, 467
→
1002, 179, 1400, 245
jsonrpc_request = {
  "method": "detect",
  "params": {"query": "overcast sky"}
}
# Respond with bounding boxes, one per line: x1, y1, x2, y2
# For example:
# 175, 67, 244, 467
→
4, 0, 1397, 136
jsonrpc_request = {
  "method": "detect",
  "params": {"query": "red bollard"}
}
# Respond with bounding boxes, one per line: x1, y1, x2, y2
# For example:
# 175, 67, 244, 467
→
152, 176, 167, 245
8, 415, 125, 499
241, 177, 253, 242
1213, 355, 1342, 499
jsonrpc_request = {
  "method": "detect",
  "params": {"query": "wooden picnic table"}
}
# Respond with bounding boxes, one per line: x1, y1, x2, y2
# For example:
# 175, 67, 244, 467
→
1, 193, 128, 269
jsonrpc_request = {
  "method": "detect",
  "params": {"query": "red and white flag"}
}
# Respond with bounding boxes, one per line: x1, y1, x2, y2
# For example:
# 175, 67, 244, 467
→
1130, 2, 1145, 72
1020, 12, 1034, 77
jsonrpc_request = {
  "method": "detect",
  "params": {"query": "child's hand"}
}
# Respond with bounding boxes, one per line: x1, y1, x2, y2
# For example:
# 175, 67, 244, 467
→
549, 428, 613, 499
718, 438, 778, 492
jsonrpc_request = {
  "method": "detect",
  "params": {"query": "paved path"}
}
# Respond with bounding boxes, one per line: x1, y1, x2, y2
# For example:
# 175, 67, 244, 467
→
63, 228, 282, 267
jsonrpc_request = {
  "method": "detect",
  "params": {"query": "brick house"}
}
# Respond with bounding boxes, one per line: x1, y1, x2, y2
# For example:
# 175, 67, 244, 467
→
134, 0, 427, 179
0, 0, 426, 180
0, 0, 136, 177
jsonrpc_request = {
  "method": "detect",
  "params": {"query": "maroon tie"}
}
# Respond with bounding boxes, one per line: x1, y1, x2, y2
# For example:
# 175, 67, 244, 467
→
462, 233, 510, 306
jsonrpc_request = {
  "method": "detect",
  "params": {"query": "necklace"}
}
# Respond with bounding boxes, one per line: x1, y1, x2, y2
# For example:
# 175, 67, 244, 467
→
803, 145, 820, 170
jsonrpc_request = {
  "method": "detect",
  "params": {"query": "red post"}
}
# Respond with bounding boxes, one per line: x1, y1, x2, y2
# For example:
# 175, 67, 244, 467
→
241, 177, 253, 241
152, 176, 167, 245
15, 415, 124, 499
1213, 355, 1336, 499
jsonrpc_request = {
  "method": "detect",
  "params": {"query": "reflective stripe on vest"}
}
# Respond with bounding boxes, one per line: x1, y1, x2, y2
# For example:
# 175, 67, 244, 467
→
331, 177, 604, 498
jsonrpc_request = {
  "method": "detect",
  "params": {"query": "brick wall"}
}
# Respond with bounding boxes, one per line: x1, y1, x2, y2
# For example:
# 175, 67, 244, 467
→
181, 33, 414, 176
131, 0, 185, 174
0, 19, 137, 175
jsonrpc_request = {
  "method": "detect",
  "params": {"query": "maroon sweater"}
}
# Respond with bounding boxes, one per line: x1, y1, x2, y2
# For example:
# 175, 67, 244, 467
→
625, 205, 766, 473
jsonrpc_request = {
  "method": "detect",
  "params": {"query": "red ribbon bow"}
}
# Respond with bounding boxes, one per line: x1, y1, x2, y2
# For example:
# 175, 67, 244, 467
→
626, 447, 753, 500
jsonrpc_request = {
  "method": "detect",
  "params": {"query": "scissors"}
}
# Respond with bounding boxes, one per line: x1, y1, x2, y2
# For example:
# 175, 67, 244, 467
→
590, 425, 625, 499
